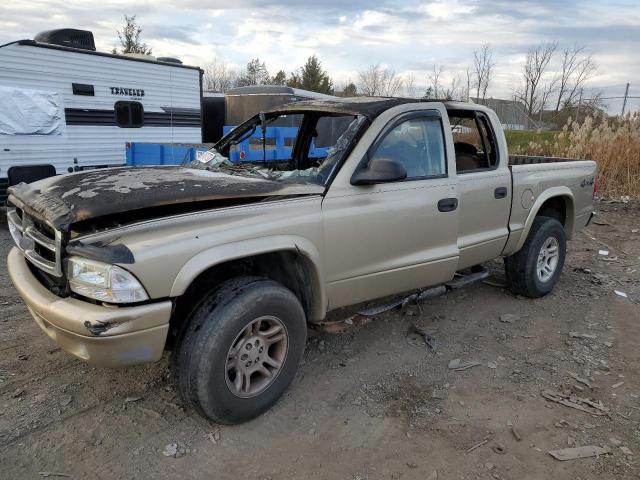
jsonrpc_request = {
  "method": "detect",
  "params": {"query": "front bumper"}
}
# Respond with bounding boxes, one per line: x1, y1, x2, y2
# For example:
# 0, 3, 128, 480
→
7, 248, 172, 367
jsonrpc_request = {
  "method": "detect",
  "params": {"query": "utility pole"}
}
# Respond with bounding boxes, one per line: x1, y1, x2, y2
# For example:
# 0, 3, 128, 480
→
576, 88, 583, 123
621, 82, 630, 116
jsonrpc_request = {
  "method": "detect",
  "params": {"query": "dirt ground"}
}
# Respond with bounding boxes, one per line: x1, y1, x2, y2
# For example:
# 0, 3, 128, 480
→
1, 200, 639, 480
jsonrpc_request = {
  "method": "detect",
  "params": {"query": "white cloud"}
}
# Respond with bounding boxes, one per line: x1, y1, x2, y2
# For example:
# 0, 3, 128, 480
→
0, 0, 638, 107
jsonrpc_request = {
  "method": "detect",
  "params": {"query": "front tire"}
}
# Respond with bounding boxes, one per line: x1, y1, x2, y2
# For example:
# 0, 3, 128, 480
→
505, 216, 566, 298
176, 277, 307, 424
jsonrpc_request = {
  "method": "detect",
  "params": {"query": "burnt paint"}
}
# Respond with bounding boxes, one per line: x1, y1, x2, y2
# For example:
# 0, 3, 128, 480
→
8, 166, 324, 232
67, 240, 135, 264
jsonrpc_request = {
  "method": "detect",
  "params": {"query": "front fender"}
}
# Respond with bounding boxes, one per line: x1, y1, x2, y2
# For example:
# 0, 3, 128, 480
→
170, 235, 327, 321
515, 187, 575, 251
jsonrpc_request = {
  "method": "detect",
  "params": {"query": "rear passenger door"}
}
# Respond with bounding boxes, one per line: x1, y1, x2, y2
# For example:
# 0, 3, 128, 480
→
322, 105, 459, 310
449, 109, 511, 268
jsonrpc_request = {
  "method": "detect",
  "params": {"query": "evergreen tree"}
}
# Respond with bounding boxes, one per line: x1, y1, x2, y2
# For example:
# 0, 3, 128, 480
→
342, 82, 357, 96
287, 55, 333, 94
236, 58, 270, 86
270, 70, 287, 86
114, 15, 152, 55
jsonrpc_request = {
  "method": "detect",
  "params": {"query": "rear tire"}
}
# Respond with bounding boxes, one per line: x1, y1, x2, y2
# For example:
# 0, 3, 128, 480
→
505, 216, 566, 298
176, 277, 307, 424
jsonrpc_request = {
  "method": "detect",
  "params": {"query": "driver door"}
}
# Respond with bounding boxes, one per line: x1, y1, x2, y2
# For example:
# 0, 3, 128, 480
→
322, 105, 460, 310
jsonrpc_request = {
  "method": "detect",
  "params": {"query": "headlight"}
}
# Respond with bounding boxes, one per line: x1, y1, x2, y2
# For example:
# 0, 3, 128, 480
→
68, 257, 149, 304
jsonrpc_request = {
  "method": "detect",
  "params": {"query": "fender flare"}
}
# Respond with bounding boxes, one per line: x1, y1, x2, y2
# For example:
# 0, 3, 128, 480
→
515, 187, 575, 251
170, 235, 327, 321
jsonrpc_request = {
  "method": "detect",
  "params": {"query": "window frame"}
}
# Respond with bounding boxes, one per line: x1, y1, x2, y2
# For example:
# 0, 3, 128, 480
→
475, 112, 499, 169
114, 101, 144, 128
450, 109, 500, 175
355, 109, 448, 184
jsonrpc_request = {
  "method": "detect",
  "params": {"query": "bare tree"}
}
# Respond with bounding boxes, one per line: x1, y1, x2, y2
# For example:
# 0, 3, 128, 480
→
554, 45, 596, 110
382, 69, 403, 97
442, 74, 463, 101
464, 67, 472, 102
357, 64, 403, 96
539, 77, 559, 112
514, 42, 557, 117
204, 59, 239, 93
403, 72, 419, 98
424, 66, 464, 100
427, 65, 443, 98
357, 64, 382, 96
473, 44, 494, 101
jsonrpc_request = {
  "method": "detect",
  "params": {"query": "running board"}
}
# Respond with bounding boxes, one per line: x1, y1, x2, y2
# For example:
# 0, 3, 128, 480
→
445, 269, 490, 290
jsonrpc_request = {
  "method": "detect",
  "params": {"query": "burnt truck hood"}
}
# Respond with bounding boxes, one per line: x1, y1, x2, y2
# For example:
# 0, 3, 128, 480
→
8, 166, 324, 232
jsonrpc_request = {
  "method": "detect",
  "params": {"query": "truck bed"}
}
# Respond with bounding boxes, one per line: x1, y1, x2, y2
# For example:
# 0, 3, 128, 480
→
509, 155, 590, 166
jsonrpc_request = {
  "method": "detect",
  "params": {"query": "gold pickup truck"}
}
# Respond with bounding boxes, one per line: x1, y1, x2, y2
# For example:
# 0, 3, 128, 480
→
7, 98, 596, 424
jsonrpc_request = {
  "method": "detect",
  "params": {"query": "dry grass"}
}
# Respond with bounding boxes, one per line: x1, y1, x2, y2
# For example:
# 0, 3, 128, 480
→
509, 113, 640, 198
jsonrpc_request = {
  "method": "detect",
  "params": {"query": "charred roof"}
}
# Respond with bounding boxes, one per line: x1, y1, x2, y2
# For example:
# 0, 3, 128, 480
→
263, 97, 463, 120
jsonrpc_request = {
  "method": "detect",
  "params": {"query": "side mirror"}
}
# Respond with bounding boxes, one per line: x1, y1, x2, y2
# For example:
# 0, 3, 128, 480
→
351, 156, 407, 185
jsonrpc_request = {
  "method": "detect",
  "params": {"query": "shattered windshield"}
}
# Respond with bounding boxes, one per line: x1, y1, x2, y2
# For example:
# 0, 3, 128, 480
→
188, 113, 367, 187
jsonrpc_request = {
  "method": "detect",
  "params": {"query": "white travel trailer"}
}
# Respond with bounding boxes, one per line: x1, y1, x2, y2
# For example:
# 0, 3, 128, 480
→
0, 29, 203, 201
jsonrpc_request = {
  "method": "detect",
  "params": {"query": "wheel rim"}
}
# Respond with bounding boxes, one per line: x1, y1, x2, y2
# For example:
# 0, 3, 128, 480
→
537, 236, 560, 283
225, 316, 289, 398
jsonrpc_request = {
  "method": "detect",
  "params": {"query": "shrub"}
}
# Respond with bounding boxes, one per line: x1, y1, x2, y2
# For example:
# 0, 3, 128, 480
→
510, 113, 640, 197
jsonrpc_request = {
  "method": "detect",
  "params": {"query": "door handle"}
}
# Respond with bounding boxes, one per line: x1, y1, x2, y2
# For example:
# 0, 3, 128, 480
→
494, 187, 508, 199
437, 198, 458, 212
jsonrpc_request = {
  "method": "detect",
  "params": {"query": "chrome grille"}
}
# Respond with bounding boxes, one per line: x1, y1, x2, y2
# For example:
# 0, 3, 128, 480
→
7, 208, 63, 277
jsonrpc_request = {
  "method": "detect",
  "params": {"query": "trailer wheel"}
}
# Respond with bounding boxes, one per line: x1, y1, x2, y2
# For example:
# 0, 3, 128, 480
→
505, 216, 566, 298
176, 277, 307, 424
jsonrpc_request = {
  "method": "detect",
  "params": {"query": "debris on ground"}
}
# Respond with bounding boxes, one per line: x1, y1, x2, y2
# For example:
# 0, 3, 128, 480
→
598, 249, 610, 256
620, 446, 633, 456
568, 372, 593, 389
609, 438, 623, 447
492, 443, 506, 454
614, 290, 628, 298
449, 358, 482, 371
206, 430, 221, 445
38, 472, 72, 478
138, 406, 162, 419
487, 361, 498, 369
548, 445, 611, 461
466, 438, 489, 453
123, 396, 142, 404
507, 419, 522, 441
162, 442, 186, 458
408, 323, 437, 351
541, 389, 609, 416
569, 332, 597, 340
313, 315, 371, 333
499, 313, 526, 323
611, 381, 625, 389
10, 388, 24, 398
60, 395, 72, 407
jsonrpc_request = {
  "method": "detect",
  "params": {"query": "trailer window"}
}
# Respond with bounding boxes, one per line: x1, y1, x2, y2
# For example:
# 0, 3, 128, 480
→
115, 101, 144, 128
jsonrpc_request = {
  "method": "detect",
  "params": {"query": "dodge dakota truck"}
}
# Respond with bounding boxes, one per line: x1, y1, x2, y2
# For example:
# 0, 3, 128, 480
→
7, 98, 596, 424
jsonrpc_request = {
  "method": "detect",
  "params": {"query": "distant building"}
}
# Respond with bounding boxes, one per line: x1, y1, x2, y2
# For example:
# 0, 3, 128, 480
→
471, 97, 529, 130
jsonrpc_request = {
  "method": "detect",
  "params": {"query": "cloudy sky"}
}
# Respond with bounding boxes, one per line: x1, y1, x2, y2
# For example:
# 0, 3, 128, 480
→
1, 0, 639, 111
